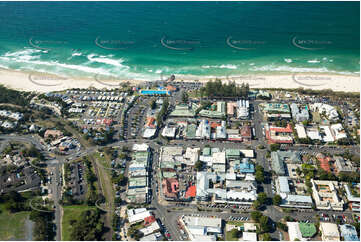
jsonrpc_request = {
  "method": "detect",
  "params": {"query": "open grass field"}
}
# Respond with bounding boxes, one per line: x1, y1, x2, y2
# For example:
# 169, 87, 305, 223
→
0, 204, 30, 240
62, 205, 96, 241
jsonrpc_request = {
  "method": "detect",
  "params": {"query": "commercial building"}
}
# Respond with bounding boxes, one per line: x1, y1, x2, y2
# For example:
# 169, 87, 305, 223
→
310, 103, 339, 121
127, 144, 151, 204
199, 102, 226, 119
179, 215, 223, 241
271, 151, 301, 176
335, 156, 355, 173
196, 119, 211, 139
331, 123, 347, 140
290, 103, 309, 122
276, 176, 313, 208
196, 172, 257, 204
339, 224, 359, 241
344, 183, 360, 212
162, 178, 179, 200
261, 103, 291, 121
311, 179, 344, 211
236, 100, 250, 119
320, 126, 335, 143
162, 126, 177, 138
295, 124, 307, 139
319, 222, 340, 241
265, 124, 293, 144
127, 208, 152, 224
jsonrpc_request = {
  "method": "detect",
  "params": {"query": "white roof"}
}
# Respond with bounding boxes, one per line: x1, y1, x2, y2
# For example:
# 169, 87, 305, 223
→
331, 123, 347, 140
307, 128, 322, 140
184, 147, 200, 165
286, 194, 313, 204
139, 221, 160, 236
240, 149, 254, 158
183, 216, 222, 228
287, 222, 303, 241
244, 223, 257, 232
212, 152, 226, 164
320, 222, 340, 238
143, 128, 157, 138
162, 127, 176, 137
295, 124, 307, 139
140, 232, 162, 241
128, 210, 151, 224
242, 232, 257, 241
133, 143, 149, 151
320, 126, 335, 142
278, 176, 290, 193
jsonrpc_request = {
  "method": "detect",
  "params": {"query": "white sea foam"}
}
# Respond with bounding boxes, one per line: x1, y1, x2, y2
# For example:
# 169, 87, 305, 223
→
249, 64, 356, 75
0, 54, 114, 76
284, 58, 293, 63
307, 59, 320, 63
71, 52, 82, 57
201, 64, 237, 69
86, 54, 128, 69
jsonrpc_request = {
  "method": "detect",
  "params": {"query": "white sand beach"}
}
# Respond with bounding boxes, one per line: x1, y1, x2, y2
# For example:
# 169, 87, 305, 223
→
0, 68, 359, 93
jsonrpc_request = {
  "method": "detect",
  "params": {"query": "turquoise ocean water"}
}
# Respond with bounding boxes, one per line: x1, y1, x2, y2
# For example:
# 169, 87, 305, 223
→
0, 1, 359, 80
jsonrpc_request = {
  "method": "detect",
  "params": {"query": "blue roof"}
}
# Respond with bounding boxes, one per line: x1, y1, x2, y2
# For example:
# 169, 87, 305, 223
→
139, 90, 170, 95
340, 224, 359, 241
235, 161, 255, 173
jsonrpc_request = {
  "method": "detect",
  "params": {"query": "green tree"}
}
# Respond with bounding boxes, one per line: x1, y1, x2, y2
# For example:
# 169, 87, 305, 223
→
270, 143, 280, 152
272, 194, 282, 206
251, 211, 262, 222
262, 233, 271, 241
194, 160, 203, 171
260, 215, 271, 233
257, 192, 268, 205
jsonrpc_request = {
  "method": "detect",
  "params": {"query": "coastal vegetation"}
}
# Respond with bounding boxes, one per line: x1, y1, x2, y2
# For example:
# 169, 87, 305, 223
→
200, 80, 250, 98
0, 85, 31, 106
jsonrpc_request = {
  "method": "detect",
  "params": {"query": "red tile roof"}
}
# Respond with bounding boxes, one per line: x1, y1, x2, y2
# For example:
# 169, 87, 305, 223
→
185, 185, 196, 198
144, 215, 156, 226
162, 178, 179, 199
269, 124, 293, 133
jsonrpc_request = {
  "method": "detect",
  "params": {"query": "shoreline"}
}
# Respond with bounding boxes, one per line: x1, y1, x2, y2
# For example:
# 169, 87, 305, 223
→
0, 67, 359, 93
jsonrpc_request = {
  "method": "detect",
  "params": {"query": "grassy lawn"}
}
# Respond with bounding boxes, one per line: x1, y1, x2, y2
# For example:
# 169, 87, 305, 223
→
0, 204, 30, 240
227, 221, 244, 226
62, 205, 96, 241
93, 152, 111, 169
